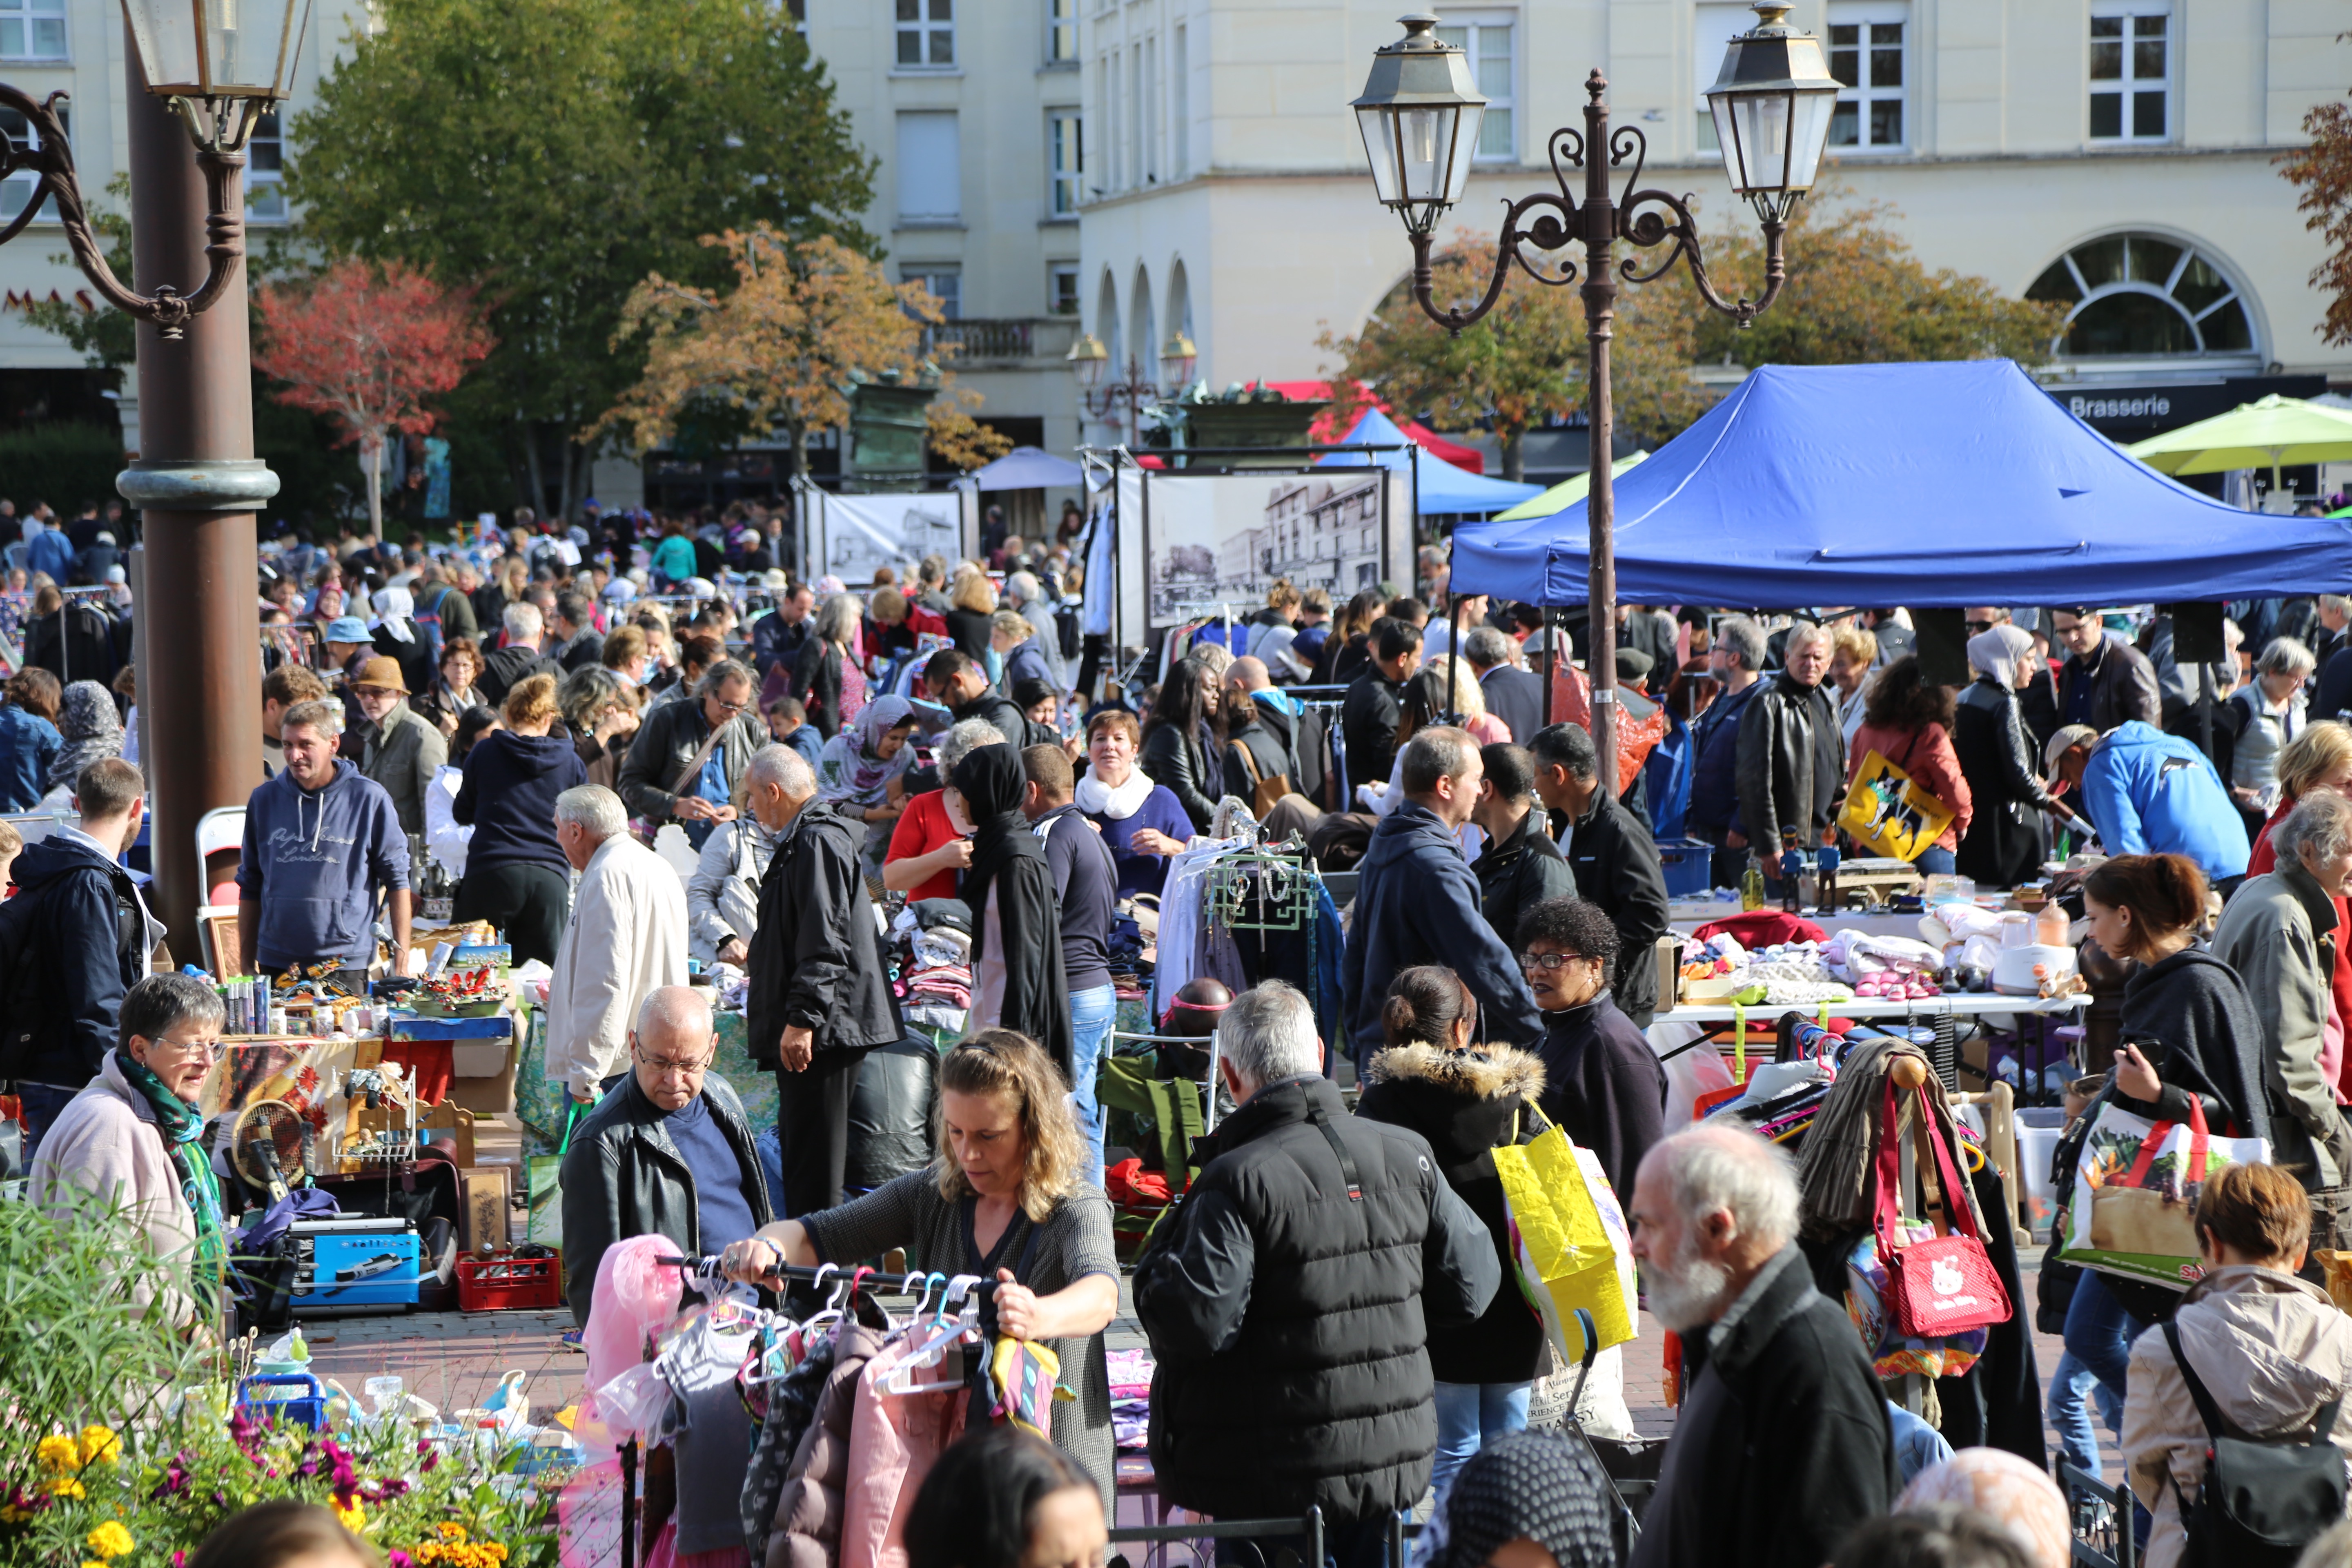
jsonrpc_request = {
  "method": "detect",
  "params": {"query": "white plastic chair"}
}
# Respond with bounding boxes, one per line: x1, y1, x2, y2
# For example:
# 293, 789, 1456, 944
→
194, 806, 245, 906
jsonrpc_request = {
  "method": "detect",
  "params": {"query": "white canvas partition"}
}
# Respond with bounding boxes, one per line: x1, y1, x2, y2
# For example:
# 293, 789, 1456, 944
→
809, 491, 962, 584
1115, 466, 1414, 631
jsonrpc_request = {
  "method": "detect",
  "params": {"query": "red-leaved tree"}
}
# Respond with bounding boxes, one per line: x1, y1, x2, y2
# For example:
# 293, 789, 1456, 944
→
253, 259, 496, 530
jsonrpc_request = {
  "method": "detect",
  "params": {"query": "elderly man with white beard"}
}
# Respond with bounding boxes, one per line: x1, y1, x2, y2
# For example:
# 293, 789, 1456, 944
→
1625, 1125, 1897, 1568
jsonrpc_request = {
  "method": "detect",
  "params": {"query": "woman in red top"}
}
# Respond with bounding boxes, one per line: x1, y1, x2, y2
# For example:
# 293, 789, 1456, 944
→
1848, 653, 1974, 876
882, 716, 1002, 902
2247, 721, 2352, 1100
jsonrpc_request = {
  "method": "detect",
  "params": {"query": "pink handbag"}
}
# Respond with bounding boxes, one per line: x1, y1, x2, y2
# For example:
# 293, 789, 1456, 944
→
1873, 1077, 2012, 1339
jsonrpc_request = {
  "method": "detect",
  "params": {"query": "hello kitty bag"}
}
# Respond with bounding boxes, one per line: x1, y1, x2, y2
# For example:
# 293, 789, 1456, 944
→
1872, 1077, 2011, 1340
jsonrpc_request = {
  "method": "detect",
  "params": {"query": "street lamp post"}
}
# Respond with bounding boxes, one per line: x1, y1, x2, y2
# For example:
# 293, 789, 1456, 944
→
1066, 330, 1196, 449
1353, 3, 1837, 775
0, 0, 315, 956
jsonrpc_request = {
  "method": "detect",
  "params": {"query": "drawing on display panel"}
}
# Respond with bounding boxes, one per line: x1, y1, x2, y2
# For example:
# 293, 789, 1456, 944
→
1144, 471, 1393, 626
821, 493, 962, 583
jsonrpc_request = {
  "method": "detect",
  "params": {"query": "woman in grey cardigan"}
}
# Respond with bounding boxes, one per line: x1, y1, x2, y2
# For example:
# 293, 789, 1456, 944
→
2212, 787, 2352, 1196
721, 1029, 1120, 1504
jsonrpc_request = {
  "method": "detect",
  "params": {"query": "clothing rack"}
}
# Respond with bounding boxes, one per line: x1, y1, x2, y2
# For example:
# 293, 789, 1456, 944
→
655, 1255, 1016, 1300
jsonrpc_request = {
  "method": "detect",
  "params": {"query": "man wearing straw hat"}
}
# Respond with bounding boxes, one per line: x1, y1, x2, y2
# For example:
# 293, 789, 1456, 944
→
350, 656, 447, 837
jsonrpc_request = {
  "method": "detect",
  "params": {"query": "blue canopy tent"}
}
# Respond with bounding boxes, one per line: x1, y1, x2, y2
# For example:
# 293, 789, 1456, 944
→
967, 445, 1085, 490
1318, 406, 1545, 516
1450, 360, 2352, 607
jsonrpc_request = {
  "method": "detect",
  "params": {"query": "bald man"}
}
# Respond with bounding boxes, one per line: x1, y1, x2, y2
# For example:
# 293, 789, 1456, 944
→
560, 985, 773, 1325
742, 743, 903, 1215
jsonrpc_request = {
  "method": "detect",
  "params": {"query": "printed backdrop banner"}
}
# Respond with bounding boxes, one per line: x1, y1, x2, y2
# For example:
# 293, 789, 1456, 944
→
1112, 468, 1413, 632
809, 491, 962, 584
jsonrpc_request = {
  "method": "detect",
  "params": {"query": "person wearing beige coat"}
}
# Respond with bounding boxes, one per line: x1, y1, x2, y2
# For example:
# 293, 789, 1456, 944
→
2122, 1162, 2352, 1568
546, 785, 688, 1103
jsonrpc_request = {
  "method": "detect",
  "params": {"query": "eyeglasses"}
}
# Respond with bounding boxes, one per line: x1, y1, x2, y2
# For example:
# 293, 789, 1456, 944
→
635, 1051, 714, 1078
710, 696, 751, 714
1517, 951, 1596, 972
150, 1034, 221, 1061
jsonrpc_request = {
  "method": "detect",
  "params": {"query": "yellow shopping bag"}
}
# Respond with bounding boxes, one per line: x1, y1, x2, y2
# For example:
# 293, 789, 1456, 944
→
1836, 748, 1958, 862
1491, 1108, 1640, 1363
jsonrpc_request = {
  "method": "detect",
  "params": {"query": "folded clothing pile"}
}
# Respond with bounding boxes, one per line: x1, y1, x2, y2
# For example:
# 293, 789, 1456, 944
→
891, 898, 974, 1029
1107, 1347, 1154, 1450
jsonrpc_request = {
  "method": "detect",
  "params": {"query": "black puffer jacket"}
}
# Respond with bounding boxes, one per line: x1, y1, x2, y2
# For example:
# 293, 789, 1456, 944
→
1140, 718, 1220, 829
1472, 807, 1575, 953
559, 1072, 772, 1325
1562, 786, 1672, 1025
1355, 1042, 1549, 1386
1133, 1075, 1501, 1527
1734, 673, 1843, 855
744, 801, 903, 1067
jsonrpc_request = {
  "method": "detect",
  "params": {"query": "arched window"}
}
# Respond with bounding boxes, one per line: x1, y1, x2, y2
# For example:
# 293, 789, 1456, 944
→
2025, 234, 2256, 360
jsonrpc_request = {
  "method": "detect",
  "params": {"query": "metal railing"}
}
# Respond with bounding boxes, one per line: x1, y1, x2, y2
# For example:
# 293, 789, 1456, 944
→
2060, 1462, 2136, 1568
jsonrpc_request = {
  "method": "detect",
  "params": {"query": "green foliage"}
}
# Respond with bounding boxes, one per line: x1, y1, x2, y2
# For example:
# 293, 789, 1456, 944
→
0, 423, 125, 517
20, 177, 136, 372
281, 0, 878, 511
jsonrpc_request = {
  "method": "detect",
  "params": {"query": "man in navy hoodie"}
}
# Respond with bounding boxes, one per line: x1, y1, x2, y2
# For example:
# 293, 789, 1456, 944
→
3, 757, 151, 1163
236, 698, 412, 983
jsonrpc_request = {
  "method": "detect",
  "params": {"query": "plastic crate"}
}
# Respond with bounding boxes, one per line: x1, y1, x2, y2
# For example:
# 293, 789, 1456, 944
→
240, 1372, 328, 1430
1656, 838, 1715, 899
456, 1254, 564, 1312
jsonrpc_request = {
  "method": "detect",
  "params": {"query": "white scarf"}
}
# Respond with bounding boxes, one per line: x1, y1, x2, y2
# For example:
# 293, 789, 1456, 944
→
1077, 766, 1156, 820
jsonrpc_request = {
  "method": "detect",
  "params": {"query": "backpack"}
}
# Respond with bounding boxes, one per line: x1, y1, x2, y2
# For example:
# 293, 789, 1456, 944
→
2163, 1319, 2350, 1568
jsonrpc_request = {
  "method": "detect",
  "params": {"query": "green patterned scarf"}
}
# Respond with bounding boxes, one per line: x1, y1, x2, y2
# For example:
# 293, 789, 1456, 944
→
116, 1049, 229, 1305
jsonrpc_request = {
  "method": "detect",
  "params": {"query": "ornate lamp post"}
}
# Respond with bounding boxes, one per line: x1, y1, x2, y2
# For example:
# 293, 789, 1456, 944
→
1065, 330, 1196, 448
1353, 2, 1836, 771
0, 0, 316, 953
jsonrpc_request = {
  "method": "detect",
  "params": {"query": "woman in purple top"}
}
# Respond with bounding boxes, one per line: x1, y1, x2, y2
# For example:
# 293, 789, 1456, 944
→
1075, 709, 1195, 898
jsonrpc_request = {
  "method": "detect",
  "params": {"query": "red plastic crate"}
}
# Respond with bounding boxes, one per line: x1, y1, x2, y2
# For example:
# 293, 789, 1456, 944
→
456, 1253, 563, 1312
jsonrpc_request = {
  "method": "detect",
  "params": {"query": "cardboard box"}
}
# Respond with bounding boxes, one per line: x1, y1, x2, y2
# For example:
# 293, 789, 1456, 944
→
458, 1165, 511, 1254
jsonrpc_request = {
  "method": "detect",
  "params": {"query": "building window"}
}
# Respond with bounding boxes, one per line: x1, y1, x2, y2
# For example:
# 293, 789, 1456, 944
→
1049, 264, 1080, 316
1048, 112, 1082, 215
895, 111, 961, 222
1693, 3, 1753, 154
903, 268, 960, 320
2026, 233, 2253, 359
1827, 4, 1904, 151
1172, 24, 1189, 179
1047, 0, 1075, 63
1434, 17, 1514, 160
0, 102, 62, 223
247, 108, 286, 223
2089, 4, 2167, 142
896, 0, 953, 68
0, 0, 65, 62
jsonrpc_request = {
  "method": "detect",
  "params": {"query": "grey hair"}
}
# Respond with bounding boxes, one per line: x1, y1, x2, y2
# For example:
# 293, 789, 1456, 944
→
558, 665, 628, 729
1463, 625, 1515, 669
503, 600, 543, 641
554, 783, 628, 840
118, 972, 225, 1055
1650, 1123, 1802, 1250
2321, 595, 2352, 619
1219, 981, 1322, 1088
635, 984, 714, 1044
2258, 636, 2319, 680
2276, 787, 2352, 871
280, 698, 343, 738
813, 592, 862, 646
1401, 725, 1475, 796
1715, 615, 1767, 673
1005, 571, 1040, 604
696, 658, 755, 699
746, 741, 815, 800
939, 717, 1004, 774
1782, 619, 1830, 658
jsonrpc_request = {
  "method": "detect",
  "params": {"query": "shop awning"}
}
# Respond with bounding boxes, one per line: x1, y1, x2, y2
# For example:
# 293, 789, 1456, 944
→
1450, 360, 2352, 608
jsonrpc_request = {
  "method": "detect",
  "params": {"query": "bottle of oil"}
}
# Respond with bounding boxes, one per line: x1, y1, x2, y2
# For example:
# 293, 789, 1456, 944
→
1740, 855, 1765, 912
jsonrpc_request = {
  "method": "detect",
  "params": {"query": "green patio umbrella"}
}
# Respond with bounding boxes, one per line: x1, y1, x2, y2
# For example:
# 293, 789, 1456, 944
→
2126, 393, 2352, 497
1488, 450, 1650, 522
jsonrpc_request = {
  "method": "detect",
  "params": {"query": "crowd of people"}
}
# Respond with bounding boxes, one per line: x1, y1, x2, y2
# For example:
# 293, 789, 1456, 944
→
19, 492, 2352, 1568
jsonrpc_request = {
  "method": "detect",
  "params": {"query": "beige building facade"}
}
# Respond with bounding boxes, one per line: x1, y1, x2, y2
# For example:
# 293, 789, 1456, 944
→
1079, 0, 2352, 456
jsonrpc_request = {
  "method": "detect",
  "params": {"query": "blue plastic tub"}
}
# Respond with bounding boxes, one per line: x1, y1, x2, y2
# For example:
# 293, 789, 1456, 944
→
1656, 838, 1715, 898
239, 1372, 328, 1431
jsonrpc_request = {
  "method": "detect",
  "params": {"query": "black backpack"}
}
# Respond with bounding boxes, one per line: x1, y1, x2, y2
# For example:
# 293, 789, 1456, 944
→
2163, 1319, 2350, 1567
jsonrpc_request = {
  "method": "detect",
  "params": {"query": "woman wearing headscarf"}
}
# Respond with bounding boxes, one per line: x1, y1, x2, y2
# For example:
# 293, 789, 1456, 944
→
816, 695, 919, 872
953, 744, 1075, 1078
369, 586, 434, 697
1952, 624, 2062, 888
1414, 1430, 1618, 1568
36, 678, 125, 817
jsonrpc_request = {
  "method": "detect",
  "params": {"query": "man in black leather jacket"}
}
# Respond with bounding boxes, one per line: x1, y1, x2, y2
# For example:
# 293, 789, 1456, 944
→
560, 985, 772, 1325
1527, 722, 1671, 1026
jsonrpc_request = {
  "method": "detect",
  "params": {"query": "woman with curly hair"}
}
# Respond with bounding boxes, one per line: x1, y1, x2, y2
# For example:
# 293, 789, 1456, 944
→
1849, 651, 1974, 876
721, 1030, 1118, 1504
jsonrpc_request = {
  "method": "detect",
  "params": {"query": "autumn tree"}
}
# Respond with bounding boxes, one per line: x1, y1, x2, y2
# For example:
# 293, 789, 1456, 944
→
252, 258, 495, 531
1316, 229, 1714, 481
2281, 76, 2352, 348
591, 225, 1011, 475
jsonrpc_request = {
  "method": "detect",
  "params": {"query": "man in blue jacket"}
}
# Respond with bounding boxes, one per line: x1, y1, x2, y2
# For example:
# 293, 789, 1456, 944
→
2, 757, 152, 1163
1341, 726, 1544, 1062
236, 699, 413, 983
2047, 719, 2251, 885
1684, 615, 1768, 888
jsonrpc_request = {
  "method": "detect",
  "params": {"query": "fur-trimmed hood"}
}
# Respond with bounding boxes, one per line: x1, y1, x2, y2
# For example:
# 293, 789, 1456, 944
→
1365, 1041, 1546, 1104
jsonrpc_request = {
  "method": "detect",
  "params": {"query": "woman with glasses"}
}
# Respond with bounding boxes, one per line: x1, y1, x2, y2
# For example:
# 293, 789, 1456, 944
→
29, 974, 230, 1328
1515, 895, 1667, 1203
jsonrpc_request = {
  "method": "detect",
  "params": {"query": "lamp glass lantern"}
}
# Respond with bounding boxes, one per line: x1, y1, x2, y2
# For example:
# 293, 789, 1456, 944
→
121, 0, 314, 102
1703, 2, 1841, 224
1352, 13, 1486, 236
1066, 332, 1109, 390
1159, 332, 1196, 391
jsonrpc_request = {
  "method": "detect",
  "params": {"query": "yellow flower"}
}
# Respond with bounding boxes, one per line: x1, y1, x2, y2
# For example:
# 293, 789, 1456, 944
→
43, 1478, 86, 1499
334, 1499, 366, 1533
437, 1522, 468, 1541
85, 1521, 135, 1559
77, 1428, 120, 1468
37, 1434, 81, 1473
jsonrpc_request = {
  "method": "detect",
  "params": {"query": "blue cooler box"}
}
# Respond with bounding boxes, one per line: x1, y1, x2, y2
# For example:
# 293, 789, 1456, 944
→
290, 1217, 420, 1313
